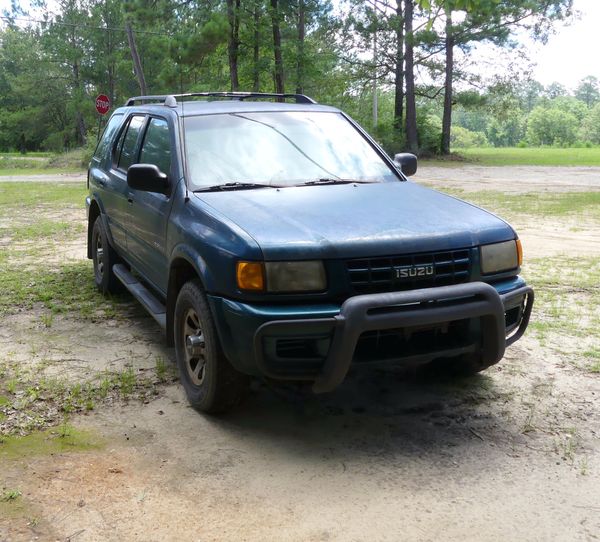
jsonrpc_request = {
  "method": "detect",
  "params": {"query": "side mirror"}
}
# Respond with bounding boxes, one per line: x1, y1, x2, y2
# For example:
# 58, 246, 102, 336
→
394, 153, 417, 177
127, 164, 169, 194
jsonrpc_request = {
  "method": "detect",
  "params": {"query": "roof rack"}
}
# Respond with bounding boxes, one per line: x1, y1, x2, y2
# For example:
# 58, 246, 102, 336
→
125, 92, 317, 107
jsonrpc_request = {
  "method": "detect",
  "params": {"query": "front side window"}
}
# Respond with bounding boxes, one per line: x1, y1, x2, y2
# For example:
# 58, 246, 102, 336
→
117, 115, 145, 171
139, 118, 171, 175
183, 111, 398, 190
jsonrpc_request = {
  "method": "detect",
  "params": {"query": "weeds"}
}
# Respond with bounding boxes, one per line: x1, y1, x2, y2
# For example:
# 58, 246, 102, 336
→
556, 428, 580, 464
0, 358, 170, 435
516, 256, 600, 368
1, 489, 21, 502
0, 261, 128, 320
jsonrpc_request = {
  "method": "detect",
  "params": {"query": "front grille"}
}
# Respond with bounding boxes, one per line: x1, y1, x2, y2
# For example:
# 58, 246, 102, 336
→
347, 249, 471, 294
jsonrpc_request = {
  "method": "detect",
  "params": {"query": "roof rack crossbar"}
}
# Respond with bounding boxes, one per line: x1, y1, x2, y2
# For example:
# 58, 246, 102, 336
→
125, 95, 177, 107
125, 92, 316, 107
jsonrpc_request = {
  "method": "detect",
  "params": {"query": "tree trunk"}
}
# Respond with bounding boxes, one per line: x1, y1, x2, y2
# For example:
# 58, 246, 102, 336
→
125, 22, 147, 95
296, 0, 305, 94
227, 0, 240, 91
393, 1, 404, 131
441, 9, 454, 155
404, 0, 418, 152
253, 2, 260, 92
271, 0, 285, 94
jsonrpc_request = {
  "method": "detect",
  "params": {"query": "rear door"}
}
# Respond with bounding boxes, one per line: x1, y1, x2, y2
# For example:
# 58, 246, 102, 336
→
106, 114, 146, 251
126, 116, 174, 293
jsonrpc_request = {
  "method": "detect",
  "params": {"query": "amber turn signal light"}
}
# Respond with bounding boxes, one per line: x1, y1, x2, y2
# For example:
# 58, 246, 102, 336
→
236, 261, 265, 291
516, 239, 523, 267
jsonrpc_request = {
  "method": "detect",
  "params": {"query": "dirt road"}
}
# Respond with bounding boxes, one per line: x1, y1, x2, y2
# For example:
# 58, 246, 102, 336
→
1, 167, 599, 542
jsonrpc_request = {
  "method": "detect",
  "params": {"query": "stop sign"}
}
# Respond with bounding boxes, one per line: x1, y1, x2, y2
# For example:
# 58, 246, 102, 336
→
95, 94, 111, 115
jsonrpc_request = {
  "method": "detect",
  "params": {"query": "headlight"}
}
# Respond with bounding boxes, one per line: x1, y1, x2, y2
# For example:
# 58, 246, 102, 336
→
265, 261, 326, 292
236, 261, 327, 292
480, 240, 520, 274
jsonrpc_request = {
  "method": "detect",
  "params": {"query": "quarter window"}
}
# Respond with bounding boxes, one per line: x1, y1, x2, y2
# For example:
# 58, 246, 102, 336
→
93, 113, 123, 162
139, 118, 171, 175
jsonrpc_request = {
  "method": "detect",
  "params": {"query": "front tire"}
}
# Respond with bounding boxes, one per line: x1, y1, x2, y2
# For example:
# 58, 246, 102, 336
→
174, 279, 249, 413
91, 216, 122, 294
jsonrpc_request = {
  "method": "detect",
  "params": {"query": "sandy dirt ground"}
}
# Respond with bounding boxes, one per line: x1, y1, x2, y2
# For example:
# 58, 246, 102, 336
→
416, 165, 600, 194
1, 167, 599, 542
414, 167, 600, 259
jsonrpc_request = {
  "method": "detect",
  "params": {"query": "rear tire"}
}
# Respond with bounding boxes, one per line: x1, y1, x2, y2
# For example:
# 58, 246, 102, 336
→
174, 279, 249, 413
91, 216, 122, 294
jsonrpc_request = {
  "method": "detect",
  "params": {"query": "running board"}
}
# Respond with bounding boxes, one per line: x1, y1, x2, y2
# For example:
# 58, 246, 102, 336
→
113, 264, 166, 330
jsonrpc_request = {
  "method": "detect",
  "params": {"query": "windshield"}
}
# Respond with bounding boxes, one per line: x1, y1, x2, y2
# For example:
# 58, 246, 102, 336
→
183, 111, 399, 190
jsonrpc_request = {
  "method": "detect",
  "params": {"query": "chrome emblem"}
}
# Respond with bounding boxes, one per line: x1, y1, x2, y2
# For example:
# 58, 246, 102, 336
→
395, 264, 435, 279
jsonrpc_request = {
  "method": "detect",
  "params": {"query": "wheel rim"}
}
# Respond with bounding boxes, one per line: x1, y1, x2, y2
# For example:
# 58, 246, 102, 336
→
183, 307, 206, 385
96, 233, 104, 277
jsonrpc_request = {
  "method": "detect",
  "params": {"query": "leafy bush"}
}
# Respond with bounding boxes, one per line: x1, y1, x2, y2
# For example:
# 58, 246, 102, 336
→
451, 126, 488, 148
526, 106, 578, 146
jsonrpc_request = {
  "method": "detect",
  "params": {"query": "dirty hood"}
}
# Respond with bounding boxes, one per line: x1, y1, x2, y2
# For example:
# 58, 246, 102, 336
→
196, 181, 515, 259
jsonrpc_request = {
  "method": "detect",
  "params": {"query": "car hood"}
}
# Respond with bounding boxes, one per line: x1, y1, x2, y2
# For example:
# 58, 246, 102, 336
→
195, 181, 515, 259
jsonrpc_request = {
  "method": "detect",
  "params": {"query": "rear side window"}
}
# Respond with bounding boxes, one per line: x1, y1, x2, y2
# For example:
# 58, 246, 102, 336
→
139, 118, 171, 175
117, 115, 145, 171
93, 113, 123, 161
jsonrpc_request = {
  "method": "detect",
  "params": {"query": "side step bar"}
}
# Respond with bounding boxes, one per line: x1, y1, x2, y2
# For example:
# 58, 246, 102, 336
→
113, 264, 166, 330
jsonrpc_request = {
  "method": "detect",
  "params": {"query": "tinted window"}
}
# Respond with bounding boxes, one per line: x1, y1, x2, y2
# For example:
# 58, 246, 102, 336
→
117, 115, 145, 171
139, 118, 171, 174
93, 113, 123, 161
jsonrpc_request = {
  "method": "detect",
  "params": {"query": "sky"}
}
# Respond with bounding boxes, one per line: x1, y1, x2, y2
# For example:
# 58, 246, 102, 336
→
1, 0, 599, 91
526, 0, 600, 88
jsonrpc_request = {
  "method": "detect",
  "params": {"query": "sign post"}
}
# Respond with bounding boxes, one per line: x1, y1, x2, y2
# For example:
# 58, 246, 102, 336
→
95, 94, 111, 142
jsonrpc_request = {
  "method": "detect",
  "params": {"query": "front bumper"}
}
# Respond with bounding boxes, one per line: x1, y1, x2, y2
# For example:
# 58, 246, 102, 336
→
209, 279, 533, 393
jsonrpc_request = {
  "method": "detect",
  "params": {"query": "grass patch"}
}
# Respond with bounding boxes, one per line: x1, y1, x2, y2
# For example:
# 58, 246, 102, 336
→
0, 489, 21, 502
523, 256, 600, 365
453, 147, 600, 166
8, 220, 84, 242
0, 260, 125, 319
0, 426, 102, 460
0, 152, 54, 158
0, 360, 168, 434
0, 167, 81, 176
0, 181, 85, 207
441, 190, 600, 222
0, 149, 86, 173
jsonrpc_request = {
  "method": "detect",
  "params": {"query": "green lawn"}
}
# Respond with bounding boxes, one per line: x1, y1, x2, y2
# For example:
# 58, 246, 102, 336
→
0, 149, 87, 175
0, 182, 86, 206
453, 147, 600, 166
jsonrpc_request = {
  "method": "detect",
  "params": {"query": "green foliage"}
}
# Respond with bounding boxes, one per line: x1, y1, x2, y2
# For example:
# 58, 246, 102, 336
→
0, 0, 578, 156
450, 126, 488, 148
575, 75, 600, 108
526, 105, 578, 146
580, 102, 600, 144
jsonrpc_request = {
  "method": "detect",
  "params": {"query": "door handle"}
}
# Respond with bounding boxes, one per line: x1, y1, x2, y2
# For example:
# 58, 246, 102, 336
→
127, 197, 134, 204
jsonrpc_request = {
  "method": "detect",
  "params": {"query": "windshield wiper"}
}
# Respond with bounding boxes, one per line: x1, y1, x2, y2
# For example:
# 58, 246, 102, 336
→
194, 182, 279, 192
299, 178, 370, 186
